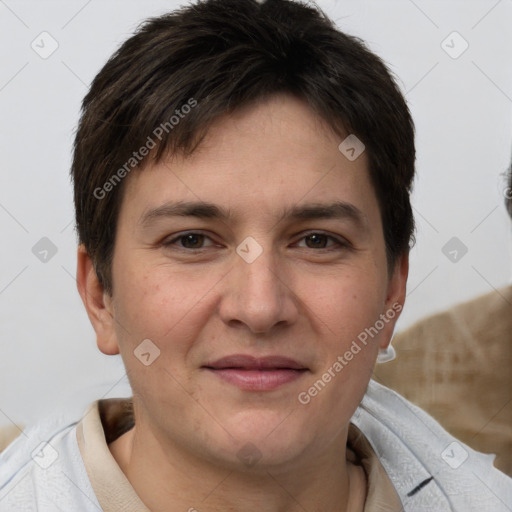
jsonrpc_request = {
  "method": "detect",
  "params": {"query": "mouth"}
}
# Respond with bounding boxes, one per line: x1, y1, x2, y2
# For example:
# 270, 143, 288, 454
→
202, 355, 309, 391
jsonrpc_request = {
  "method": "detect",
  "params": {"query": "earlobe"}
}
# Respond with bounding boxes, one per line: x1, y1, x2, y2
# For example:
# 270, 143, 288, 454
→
76, 245, 120, 356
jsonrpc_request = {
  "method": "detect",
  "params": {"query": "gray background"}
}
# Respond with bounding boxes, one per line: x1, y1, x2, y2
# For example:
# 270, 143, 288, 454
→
1, 0, 511, 428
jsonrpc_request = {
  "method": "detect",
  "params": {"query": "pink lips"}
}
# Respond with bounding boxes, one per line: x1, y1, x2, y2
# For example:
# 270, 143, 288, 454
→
203, 355, 308, 391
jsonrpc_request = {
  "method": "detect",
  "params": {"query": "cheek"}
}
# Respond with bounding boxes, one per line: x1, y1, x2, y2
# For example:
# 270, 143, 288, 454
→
111, 259, 222, 352
109, 262, 219, 409
305, 266, 385, 340
295, 275, 384, 413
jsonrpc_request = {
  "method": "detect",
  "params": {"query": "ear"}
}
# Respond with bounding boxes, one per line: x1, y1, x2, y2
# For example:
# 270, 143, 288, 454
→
379, 251, 409, 350
76, 245, 120, 356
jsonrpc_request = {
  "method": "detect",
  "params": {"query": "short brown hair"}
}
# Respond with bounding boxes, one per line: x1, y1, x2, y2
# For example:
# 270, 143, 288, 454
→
71, 0, 416, 294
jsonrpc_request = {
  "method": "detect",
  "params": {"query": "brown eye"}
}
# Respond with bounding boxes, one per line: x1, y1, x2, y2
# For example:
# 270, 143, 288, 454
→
304, 233, 330, 249
297, 232, 346, 250
162, 232, 215, 250
179, 233, 206, 249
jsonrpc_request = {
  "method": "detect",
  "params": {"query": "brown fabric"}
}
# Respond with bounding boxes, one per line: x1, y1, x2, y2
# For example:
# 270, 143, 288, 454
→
373, 286, 512, 476
78, 398, 403, 510
0, 425, 23, 453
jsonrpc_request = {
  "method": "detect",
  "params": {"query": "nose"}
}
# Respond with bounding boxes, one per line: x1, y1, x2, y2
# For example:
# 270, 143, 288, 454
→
218, 243, 299, 335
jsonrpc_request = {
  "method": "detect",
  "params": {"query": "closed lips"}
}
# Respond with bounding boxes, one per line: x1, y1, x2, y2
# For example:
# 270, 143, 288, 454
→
203, 355, 308, 371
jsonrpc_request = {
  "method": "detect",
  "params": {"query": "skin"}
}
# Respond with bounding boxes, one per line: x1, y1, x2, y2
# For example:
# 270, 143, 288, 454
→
77, 93, 408, 512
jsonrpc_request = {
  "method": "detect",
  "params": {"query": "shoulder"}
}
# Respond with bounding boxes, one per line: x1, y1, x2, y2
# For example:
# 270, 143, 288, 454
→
0, 410, 100, 511
352, 380, 512, 511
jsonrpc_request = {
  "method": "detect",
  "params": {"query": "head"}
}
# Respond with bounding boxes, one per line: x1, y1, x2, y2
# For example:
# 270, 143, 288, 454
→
507, 162, 512, 219
74, 0, 415, 471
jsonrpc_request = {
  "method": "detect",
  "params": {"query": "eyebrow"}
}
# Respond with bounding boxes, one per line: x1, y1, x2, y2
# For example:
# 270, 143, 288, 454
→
139, 200, 366, 228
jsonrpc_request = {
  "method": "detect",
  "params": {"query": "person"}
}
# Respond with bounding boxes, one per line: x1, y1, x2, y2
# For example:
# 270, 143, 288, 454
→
373, 168, 512, 477
0, 0, 511, 510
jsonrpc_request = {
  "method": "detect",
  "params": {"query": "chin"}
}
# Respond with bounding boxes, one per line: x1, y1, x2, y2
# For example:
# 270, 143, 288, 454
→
206, 410, 317, 471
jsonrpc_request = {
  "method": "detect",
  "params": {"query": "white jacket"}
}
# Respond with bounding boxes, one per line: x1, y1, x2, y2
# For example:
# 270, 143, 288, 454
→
351, 380, 512, 510
0, 380, 510, 511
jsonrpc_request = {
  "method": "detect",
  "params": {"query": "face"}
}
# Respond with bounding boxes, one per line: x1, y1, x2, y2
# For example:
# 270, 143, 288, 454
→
81, 94, 407, 472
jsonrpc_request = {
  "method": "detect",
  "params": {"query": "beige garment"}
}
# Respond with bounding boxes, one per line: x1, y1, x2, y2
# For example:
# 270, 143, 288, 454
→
77, 397, 403, 511
373, 286, 512, 476
0, 425, 23, 453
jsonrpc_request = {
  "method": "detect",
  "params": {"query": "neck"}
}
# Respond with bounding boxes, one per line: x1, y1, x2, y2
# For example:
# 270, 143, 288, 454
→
109, 421, 367, 512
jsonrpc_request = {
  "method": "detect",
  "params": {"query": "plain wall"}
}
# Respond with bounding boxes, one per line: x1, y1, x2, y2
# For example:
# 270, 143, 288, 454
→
1, 0, 511, 428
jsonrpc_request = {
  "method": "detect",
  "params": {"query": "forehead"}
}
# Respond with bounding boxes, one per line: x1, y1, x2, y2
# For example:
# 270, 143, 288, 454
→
119, 94, 380, 229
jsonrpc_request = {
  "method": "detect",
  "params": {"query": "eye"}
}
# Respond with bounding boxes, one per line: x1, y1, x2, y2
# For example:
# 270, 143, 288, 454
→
295, 232, 347, 250
163, 232, 215, 250
161, 231, 349, 252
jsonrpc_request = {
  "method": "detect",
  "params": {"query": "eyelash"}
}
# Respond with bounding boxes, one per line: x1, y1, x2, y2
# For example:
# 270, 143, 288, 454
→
161, 231, 350, 252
